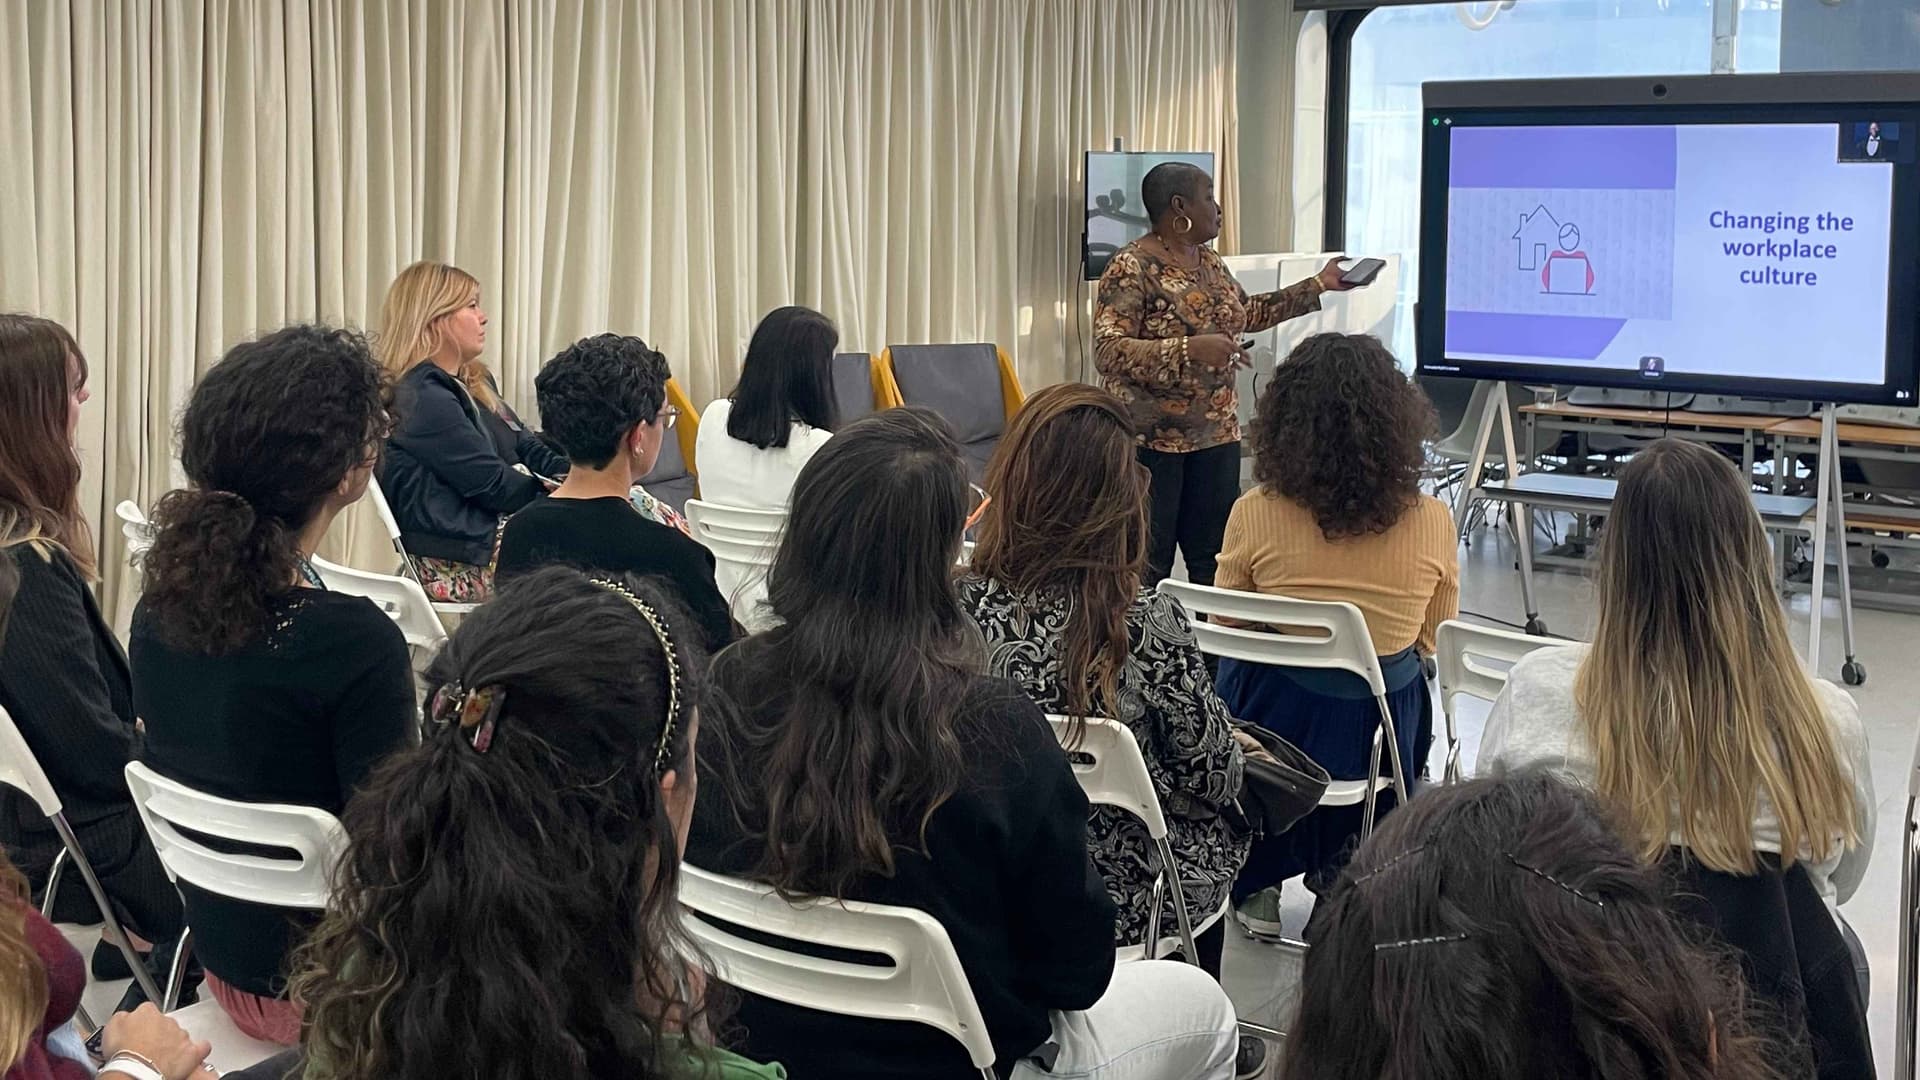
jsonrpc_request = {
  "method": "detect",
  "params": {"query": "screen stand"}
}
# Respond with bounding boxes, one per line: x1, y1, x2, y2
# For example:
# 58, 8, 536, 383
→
1806, 405, 1864, 685
1453, 381, 1546, 636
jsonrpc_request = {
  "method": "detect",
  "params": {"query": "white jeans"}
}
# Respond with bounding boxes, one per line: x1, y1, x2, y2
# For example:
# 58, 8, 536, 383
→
1011, 960, 1238, 1080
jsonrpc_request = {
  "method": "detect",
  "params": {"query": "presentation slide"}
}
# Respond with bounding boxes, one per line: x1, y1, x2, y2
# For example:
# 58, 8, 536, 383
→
1442, 122, 1897, 386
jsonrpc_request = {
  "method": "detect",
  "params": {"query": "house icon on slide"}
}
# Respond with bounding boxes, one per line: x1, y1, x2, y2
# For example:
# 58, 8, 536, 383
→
1513, 205, 1594, 295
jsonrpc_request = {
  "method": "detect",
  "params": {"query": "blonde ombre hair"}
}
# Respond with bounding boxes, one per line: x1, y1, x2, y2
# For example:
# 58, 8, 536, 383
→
1574, 438, 1858, 874
0, 850, 46, 1071
375, 260, 500, 413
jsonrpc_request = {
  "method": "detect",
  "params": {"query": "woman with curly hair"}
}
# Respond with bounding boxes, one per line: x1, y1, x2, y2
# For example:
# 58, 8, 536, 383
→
1216, 332, 1456, 938
292, 567, 781, 1080
131, 325, 415, 1043
1283, 772, 1787, 1080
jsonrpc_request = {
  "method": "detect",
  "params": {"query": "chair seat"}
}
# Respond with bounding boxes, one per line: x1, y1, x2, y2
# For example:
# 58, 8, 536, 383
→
170, 998, 284, 1073
1115, 898, 1230, 964
1318, 776, 1394, 808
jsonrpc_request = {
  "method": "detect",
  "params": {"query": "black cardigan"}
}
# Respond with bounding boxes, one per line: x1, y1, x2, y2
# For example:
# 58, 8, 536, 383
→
687, 649, 1116, 1080
382, 364, 566, 565
0, 542, 138, 835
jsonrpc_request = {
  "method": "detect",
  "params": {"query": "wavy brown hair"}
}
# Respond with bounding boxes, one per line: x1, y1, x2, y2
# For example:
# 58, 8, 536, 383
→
1284, 773, 1786, 1080
1249, 333, 1435, 539
0, 314, 94, 579
292, 568, 708, 1080
970, 383, 1147, 737
1577, 439, 1858, 874
0, 849, 46, 1073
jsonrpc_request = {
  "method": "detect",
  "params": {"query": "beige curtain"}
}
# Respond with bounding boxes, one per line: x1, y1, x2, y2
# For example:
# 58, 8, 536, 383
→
0, 0, 1242, 620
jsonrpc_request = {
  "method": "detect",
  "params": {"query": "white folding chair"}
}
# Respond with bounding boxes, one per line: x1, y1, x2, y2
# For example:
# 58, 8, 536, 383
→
1897, 730, 1920, 1080
0, 706, 162, 1019
115, 499, 154, 563
685, 499, 785, 632
1434, 619, 1565, 784
365, 475, 476, 618
308, 554, 448, 651
122, 761, 346, 1018
678, 863, 997, 1080
1157, 580, 1408, 836
1044, 715, 1203, 965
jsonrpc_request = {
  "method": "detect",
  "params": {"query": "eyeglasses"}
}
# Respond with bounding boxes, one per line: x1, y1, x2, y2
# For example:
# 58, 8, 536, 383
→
659, 405, 680, 430
965, 484, 991, 530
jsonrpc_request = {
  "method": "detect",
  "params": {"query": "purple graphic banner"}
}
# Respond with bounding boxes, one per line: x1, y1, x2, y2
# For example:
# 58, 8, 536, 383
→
1447, 311, 1627, 361
1450, 125, 1677, 190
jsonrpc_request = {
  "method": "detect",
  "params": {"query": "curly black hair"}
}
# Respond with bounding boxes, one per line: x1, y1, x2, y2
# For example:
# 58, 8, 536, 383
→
1249, 332, 1436, 539
534, 334, 670, 468
141, 324, 390, 653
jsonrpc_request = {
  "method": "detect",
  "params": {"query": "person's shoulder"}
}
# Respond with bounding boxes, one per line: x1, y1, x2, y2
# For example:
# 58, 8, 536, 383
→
1101, 243, 1148, 280
699, 397, 734, 431
1506, 642, 1586, 691
1808, 676, 1866, 747
294, 591, 409, 655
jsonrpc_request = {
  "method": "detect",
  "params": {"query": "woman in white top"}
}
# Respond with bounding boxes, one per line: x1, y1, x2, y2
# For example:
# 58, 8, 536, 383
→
1481, 437, 1872, 905
696, 305, 838, 510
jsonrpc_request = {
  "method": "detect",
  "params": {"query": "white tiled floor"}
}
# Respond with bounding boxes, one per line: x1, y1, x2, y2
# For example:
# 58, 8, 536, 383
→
1220, 516, 1917, 1078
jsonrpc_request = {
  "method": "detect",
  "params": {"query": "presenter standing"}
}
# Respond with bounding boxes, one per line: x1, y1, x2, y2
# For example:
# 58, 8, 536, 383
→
1094, 161, 1361, 585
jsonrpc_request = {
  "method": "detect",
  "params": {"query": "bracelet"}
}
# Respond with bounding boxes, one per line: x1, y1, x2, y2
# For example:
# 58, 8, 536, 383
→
1178, 336, 1189, 365
103, 1052, 166, 1080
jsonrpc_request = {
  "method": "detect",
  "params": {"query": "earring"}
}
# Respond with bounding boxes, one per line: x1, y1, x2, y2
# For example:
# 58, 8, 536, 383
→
1174, 214, 1193, 235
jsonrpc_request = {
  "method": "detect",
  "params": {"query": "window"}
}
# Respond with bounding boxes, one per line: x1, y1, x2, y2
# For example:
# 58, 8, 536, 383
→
1342, 0, 1790, 357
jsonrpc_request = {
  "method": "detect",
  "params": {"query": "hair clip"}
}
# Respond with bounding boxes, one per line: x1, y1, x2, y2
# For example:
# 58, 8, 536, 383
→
430, 682, 506, 753
1373, 932, 1471, 953
1505, 853, 1606, 908
1349, 843, 1429, 886
587, 578, 684, 776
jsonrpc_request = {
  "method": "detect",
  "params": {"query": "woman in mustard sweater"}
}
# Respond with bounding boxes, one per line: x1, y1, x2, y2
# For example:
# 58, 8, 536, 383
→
1215, 332, 1457, 938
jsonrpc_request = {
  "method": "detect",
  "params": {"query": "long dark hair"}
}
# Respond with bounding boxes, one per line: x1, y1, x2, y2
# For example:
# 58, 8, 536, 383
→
0, 314, 94, 581
1249, 332, 1435, 539
706, 407, 977, 897
292, 567, 708, 1080
724, 305, 838, 450
140, 325, 390, 654
1283, 773, 1784, 1080
970, 384, 1147, 733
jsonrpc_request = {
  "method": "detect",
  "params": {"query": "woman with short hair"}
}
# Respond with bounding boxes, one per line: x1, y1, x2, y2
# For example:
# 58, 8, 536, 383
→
695, 305, 839, 510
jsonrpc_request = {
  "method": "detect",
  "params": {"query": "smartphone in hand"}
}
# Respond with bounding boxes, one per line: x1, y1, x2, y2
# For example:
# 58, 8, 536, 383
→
1339, 257, 1387, 287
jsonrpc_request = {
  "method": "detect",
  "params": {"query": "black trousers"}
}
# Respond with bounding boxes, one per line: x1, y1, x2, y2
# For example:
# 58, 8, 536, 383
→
1139, 441, 1241, 587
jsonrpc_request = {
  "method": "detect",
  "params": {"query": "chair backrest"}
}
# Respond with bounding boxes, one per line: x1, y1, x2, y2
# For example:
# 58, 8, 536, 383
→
884, 344, 1008, 443
0, 704, 62, 817
1157, 579, 1386, 695
1434, 619, 1560, 710
123, 762, 345, 911
1044, 715, 1167, 841
116, 500, 154, 560
678, 864, 996, 1071
832, 351, 877, 423
308, 554, 448, 650
685, 499, 787, 544
685, 500, 784, 631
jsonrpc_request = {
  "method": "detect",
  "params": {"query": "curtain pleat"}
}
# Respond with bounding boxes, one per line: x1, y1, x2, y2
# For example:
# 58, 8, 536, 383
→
0, 0, 1245, 621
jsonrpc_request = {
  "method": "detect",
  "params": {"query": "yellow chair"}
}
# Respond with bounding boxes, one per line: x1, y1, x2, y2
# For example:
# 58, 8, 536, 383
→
639, 378, 701, 513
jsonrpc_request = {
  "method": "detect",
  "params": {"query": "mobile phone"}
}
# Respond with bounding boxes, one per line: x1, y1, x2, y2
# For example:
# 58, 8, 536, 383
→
1338, 257, 1386, 287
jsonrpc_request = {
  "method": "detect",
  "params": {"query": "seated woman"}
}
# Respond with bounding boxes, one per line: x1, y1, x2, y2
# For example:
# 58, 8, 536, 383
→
494, 334, 733, 651
1482, 440, 1872, 906
1214, 332, 1457, 936
958, 385, 1248, 960
687, 408, 1238, 1080
694, 305, 838, 511
292, 566, 780, 1080
1282, 772, 1783, 1080
377, 260, 567, 602
0, 313, 184, 984
132, 325, 416, 1044
3, 848, 212, 1080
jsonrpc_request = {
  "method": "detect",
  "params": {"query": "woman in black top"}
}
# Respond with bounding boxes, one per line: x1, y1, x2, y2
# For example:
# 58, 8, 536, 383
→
686, 408, 1238, 1080
132, 324, 415, 1045
0, 314, 185, 961
495, 334, 734, 651
375, 261, 567, 601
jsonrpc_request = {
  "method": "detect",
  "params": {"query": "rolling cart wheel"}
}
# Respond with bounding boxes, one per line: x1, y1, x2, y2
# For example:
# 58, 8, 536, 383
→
1524, 617, 1548, 637
1872, 549, 1891, 569
1842, 659, 1866, 687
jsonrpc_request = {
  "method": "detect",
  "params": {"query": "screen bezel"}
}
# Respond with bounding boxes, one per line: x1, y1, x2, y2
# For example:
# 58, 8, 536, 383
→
1083, 150, 1217, 281
1417, 73, 1920, 405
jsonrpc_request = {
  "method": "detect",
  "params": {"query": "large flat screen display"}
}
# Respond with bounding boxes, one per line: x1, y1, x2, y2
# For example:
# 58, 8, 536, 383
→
1417, 74, 1920, 404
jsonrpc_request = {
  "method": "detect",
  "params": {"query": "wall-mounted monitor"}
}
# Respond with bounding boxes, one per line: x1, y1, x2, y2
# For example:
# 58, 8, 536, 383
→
1084, 150, 1215, 280
1416, 73, 1920, 405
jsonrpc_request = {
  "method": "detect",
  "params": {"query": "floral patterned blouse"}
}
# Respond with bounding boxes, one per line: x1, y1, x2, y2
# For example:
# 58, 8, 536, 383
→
1094, 239, 1325, 453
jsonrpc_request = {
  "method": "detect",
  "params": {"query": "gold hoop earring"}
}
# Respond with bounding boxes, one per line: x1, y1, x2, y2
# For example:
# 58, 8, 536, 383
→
1174, 214, 1193, 235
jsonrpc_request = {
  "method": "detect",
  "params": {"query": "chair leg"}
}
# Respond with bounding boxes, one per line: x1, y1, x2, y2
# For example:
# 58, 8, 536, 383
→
1153, 836, 1200, 966
1375, 697, 1411, 807
1361, 727, 1384, 837
163, 926, 194, 1012
49, 813, 163, 1007
39, 847, 69, 921
1144, 876, 1165, 961
1442, 702, 1461, 785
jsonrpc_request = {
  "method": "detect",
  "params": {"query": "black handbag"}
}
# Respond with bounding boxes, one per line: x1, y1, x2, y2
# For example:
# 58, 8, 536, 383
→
1234, 722, 1330, 838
